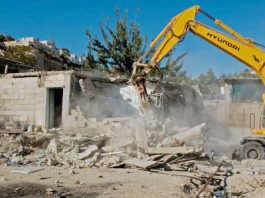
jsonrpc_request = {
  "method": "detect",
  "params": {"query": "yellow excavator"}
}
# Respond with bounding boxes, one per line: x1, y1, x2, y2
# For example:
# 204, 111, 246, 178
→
131, 5, 265, 159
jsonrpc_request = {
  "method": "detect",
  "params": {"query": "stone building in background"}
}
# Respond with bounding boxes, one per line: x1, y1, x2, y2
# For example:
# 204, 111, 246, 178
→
204, 77, 265, 137
1, 37, 82, 72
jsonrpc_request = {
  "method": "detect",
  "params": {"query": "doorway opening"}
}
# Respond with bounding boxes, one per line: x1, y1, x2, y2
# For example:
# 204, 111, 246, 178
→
47, 88, 63, 128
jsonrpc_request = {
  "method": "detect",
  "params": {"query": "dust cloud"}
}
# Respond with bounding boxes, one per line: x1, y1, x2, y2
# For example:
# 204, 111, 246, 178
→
72, 76, 239, 158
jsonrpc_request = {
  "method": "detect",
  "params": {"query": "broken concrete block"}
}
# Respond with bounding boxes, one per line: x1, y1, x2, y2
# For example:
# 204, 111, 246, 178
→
41, 126, 48, 133
84, 152, 100, 166
101, 146, 114, 153
60, 135, 108, 148
77, 145, 98, 160
46, 188, 56, 195
47, 157, 60, 166
27, 124, 34, 132
46, 139, 59, 154
162, 123, 208, 147
96, 155, 123, 168
73, 144, 81, 154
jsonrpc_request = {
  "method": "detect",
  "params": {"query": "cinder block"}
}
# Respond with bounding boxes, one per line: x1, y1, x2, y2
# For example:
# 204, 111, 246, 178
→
0, 83, 14, 89
0, 99, 4, 106
23, 93, 37, 100
4, 99, 33, 105
44, 81, 64, 88
0, 110, 15, 116
23, 88, 39, 94
57, 74, 65, 82
9, 83, 25, 89
14, 110, 35, 116
2, 94, 25, 100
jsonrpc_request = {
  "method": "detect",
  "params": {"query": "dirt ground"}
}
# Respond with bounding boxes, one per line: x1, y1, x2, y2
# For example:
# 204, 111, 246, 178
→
0, 165, 265, 198
0, 165, 190, 198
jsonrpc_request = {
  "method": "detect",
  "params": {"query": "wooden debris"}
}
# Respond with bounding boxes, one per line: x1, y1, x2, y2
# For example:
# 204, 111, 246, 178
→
158, 154, 175, 164
167, 154, 185, 164
145, 147, 203, 155
195, 160, 224, 198
146, 154, 165, 161
171, 154, 206, 164
150, 169, 203, 182
168, 164, 189, 171
123, 158, 161, 169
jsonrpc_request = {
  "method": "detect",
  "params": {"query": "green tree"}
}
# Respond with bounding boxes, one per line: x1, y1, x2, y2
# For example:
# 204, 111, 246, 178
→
148, 51, 193, 84
161, 51, 192, 83
85, 8, 147, 76
196, 69, 219, 98
226, 68, 258, 78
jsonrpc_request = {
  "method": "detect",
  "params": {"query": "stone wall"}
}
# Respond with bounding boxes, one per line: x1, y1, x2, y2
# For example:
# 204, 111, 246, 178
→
0, 71, 72, 129
205, 100, 263, 128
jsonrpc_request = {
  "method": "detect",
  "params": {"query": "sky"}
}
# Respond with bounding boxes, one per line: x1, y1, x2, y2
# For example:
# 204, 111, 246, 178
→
0, 0, 265, 77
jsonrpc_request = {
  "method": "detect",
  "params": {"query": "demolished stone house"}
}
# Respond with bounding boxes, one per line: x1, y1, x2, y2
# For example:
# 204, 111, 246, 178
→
0, 70, 142, 133
1, 70, 236, 163
0, 71, 127, 131
0, 70, 205, 134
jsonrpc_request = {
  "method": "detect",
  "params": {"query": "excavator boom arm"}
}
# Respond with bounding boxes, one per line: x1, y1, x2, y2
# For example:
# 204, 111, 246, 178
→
189, 22, 265, 84
135, 6, 200, 74
134, 6, 265, 87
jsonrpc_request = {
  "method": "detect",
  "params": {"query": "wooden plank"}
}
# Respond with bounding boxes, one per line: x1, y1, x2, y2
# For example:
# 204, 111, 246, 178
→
158, 154, 175, 163
145, 154, 165, 161
123, 158, 161, 169
145, 147, 203, 155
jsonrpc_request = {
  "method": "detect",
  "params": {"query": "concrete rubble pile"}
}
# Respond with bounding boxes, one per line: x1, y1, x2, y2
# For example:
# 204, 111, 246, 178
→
0, 131, 122, 168
0, 119, 228, 169
0, 118, 211, 170
0, 116, 150, 168
0, 118, 237, 171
